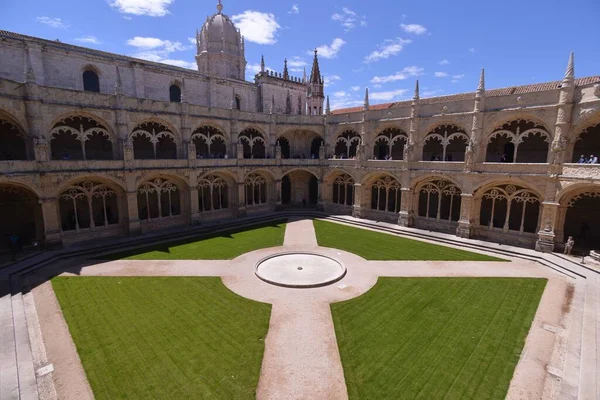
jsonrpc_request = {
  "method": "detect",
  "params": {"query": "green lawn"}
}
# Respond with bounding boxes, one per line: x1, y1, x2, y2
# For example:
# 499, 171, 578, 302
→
332, 278, 546, 400
314, 220, 504, 261
99, 221, 286, 260
52, 277, 271, 400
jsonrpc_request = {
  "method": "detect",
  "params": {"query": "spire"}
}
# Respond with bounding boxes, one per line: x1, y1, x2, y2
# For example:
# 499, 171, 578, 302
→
364, 87, 369, 110
477, 68, 485, 92
413, 80, 420, 100
564, 52, 574, 83
217, 0, 223, 14
23, 44, 35, 83
114, 66, 123, 95
326, 95, 331, 115
309, 49, 322, 84
303, 67, 307, 84
283, 58, 289, 80
260, 55, 265, 73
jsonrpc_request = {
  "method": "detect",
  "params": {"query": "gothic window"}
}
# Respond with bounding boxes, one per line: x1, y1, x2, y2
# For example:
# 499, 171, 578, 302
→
332, 174, 355, 206
245, 173, 267, 206
0, 119, 28, 160
235, 96, 241, 111
59, 181, 119, 231
276, 137, 290, 159
479, 184, 540, 233
83, 70, 100, 93
191, 126, 227, 159
572, 124, 600, 163
137, 178, 181, 221
169, 85, 182, 103
198, 175, 229, 212
130, 122, 177, 160
418, 180, 462, 221
239, 128, 266, 159
50, 116, 113, 160
422, 125, 469, 162
485, 120, 550, 163
370, 176, 402, 213
373, 128, 407, 160
334, 130, 360, 159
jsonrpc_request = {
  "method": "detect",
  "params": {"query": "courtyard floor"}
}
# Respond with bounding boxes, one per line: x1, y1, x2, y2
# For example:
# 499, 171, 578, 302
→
29, 218, 572, 399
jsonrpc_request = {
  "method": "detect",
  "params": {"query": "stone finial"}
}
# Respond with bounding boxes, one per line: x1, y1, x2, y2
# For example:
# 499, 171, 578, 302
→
260, 55, 265, 73
413, 80, 420, 100
285, 90, 292, 114
283, 58, 289, 80
477, 68, 485, 93
23, 44, 36, 83
114, 66, 123, 95
364, 88, 370, 110
564, 52, 574, 81
217, 0, 223, 14
303, 67, 307, 84
326, 95, 331, 115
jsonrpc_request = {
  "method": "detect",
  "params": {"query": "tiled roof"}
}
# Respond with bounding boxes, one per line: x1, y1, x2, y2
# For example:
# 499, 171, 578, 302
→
331, 76, 600, 115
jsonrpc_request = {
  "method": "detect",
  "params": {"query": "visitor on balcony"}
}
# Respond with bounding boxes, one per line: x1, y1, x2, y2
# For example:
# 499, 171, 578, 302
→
578, 155, 587, 163
588, 154, 598, 164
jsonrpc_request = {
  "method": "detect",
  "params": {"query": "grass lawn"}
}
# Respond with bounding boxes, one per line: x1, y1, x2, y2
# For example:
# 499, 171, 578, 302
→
332, 278, 546, 400
314, 220, 504, 261
52, 277, 271, 399
98, 220, 286, 260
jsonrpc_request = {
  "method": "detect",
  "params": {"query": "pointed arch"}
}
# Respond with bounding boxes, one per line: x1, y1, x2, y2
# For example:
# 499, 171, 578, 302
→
373, 127, 407, 160
485, 119, 551, 163
136, 176, 184, 221
422, 124, 468, 162
334, 130, 361, 159
239, 128, 266, 159
0, 114, 29, 160
191, 125, 228, 159
50, 115, 114, 160
130, 121, 178, 160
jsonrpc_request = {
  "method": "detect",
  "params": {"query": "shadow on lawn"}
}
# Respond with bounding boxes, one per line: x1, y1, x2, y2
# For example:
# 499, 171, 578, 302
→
93, 220, 287, 260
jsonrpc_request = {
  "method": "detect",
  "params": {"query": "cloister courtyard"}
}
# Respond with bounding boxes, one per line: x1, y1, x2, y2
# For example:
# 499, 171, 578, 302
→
8, 216, 595, 400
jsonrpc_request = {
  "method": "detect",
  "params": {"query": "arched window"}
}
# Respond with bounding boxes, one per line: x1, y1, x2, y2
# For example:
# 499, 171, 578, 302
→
332, 174, 355, 206
59, 181, 119, 231
0, 185, 43, 248
335, 130, 360, 159
245, 173, 267, 206
422, 125, 469, 162
276, 137, 290, 159
564, 191, 600, 249
479, 184, 540, 233
370, 176, 402, 213
418, 180, 462, 221
83, 70, 100, 93
239, 128, 266, 159
235, 96, 241, 111
191, 126, 227, 159
572, 124, 600, 163
169, 85, 182, 103
486, 120, 550, 163
0, 119, 28, 160
130, 122, 177, 160
373, 128, 407, 160
198, 175, 229, 212
137, 178, 181, 221
50, 116, 113, 160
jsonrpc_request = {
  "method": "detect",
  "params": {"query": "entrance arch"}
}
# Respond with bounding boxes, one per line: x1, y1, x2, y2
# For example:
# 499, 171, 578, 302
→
0, 184, 44, 251
281, 170, 318, 206
562, 191, 600, 250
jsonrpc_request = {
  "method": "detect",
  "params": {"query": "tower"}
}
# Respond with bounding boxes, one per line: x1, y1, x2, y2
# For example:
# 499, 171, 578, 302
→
306, 49, 325, 115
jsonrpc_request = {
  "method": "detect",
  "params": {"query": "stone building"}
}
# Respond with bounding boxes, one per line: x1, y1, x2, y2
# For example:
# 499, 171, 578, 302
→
0, 3, 599, 254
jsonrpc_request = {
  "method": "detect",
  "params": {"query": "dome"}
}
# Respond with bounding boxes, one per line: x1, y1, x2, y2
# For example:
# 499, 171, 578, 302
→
199, 2, 243, 56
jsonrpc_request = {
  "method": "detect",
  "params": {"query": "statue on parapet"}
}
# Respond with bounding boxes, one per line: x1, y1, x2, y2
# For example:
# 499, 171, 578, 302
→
564, 236, 575, 255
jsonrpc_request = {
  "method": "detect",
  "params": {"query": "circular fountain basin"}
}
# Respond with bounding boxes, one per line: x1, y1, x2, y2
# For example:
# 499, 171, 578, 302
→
255, 252, 346, 288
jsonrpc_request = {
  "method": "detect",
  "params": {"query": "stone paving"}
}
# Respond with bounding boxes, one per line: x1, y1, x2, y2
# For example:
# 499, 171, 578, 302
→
1, 216, 599, 400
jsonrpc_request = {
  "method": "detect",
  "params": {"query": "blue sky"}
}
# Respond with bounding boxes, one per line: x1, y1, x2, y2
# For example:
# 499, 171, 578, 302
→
2, 0, 599, 109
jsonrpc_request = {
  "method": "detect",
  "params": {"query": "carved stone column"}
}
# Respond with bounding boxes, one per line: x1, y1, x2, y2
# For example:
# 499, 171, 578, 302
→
275, 179, 283, 211
39, 198, 62, 248
316, 180, 324, 211
123, 141, 134, 162
126, 191, 142, 236
352, 183, 363, 218
187, 141, 196, 160
33, 138, 50, 162
237, 182, 247, 217
319, 144, 325, 160
236, 143, 244, 160
398, 188, 413, 227
535, 201, 559, 253
456, 194, 474, 238
189, 185, 200, 225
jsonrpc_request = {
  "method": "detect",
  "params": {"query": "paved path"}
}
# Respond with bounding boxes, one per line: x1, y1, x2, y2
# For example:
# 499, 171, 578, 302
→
27, 218, 582, 400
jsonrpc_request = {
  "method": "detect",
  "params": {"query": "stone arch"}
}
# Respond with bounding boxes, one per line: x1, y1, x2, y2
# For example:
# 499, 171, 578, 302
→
0, 111, 30, 160
130, 120, 179, 160
556, 184, 600, 249
56, 174, 127, 198
413, 177, 462, 224
136, 175, 187, 222
0, 183, 44, 250
324, 168, 357, 183
81, 64, 101, 93
169, 82, 182, 103
422, 124, 469, 162
373, 127, 407, 160
191, 125, 228, 159
280, 168, 319, 206
571, 123, 600, 163
277, 128, 322, 159
197, 172, 233, 214
485, 118, 551, 163
244, 170, 273, 207
334, 129, 361, 159
50, 115, 114, 160
238, 127, 266, 159
361, 173, 403, 215
276, 136, 291, 159
329, 172, 355, 207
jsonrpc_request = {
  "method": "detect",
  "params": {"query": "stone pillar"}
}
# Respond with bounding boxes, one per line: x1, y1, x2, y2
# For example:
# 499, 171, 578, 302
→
456, 194, 474, 238
126, 191, 142, 236
275, 179, 283, 211
316, 180, 324, 211
535, 201, 559, 253
187, 141, 196, 160
237, 182, 247, 217
352, 183, 363, 218
39, 198, 62, 248
398, 188, 413, 227
33, 138, 50, 162
275, 145, 282, 160
319, 144, 325, 160
189, 185, 200, 225
236, 143, 244, 160
123, 141, 134, 162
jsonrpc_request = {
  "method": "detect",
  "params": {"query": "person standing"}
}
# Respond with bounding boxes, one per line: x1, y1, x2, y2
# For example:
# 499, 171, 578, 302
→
577, 155, 587, 163
588, 154, 598, 164
8, 233, 20, 261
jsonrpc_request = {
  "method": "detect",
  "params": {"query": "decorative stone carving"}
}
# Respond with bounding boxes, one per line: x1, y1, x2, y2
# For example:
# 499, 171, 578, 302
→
33, 137, 49, 162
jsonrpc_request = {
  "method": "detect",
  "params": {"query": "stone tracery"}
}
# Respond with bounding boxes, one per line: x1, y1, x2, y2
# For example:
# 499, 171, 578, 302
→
485, 119, 551, 163
137, 178, 181, 221
59, 181, 119, 231
245, 173, 268, 206
332, 174, 355, 206
192, 125, 227, 159
417, 179, 462, 221
198, 175, 229, 212
422, 124, 468, 162
50, 116, 113, 160
0, 119, 28, 160
479, 184, 541, 234
239, 128, 266, 159
335, 130, 360, 159
373, 128, 407, 160
131, 122, 177, 160
370, 175, 402, 213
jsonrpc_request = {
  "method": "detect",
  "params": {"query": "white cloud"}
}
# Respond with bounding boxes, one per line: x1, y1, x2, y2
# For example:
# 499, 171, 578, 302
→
288, 4, 299, 14
370, 66, 424, 84
469, 47, 476, 53
247, 63, 274, 75
423, 89, 444, 97
364, 38, 411, 63
288, 57, 307, 73
324, 75, 342, 86
452, 74, 465, 79
107, 0, 174, 17
370, 89, 409, 101
331, 7, 367, 31
74, 36, 101, 45
400, 23, 427, 35
311, 38, 346, 59
329, 90, 363, 110
351, 86, 361, 91
333, 91, 348, 98
36, 17, 69, 29
232, 11, 280, 45
126, 36, 194, 69
438, 59, 450, 65
188, 37, 196, 45
434, 72, 448, 78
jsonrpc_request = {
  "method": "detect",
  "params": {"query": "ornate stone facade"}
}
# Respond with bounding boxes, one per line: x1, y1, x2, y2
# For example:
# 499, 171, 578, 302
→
1, 10, 600, 254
